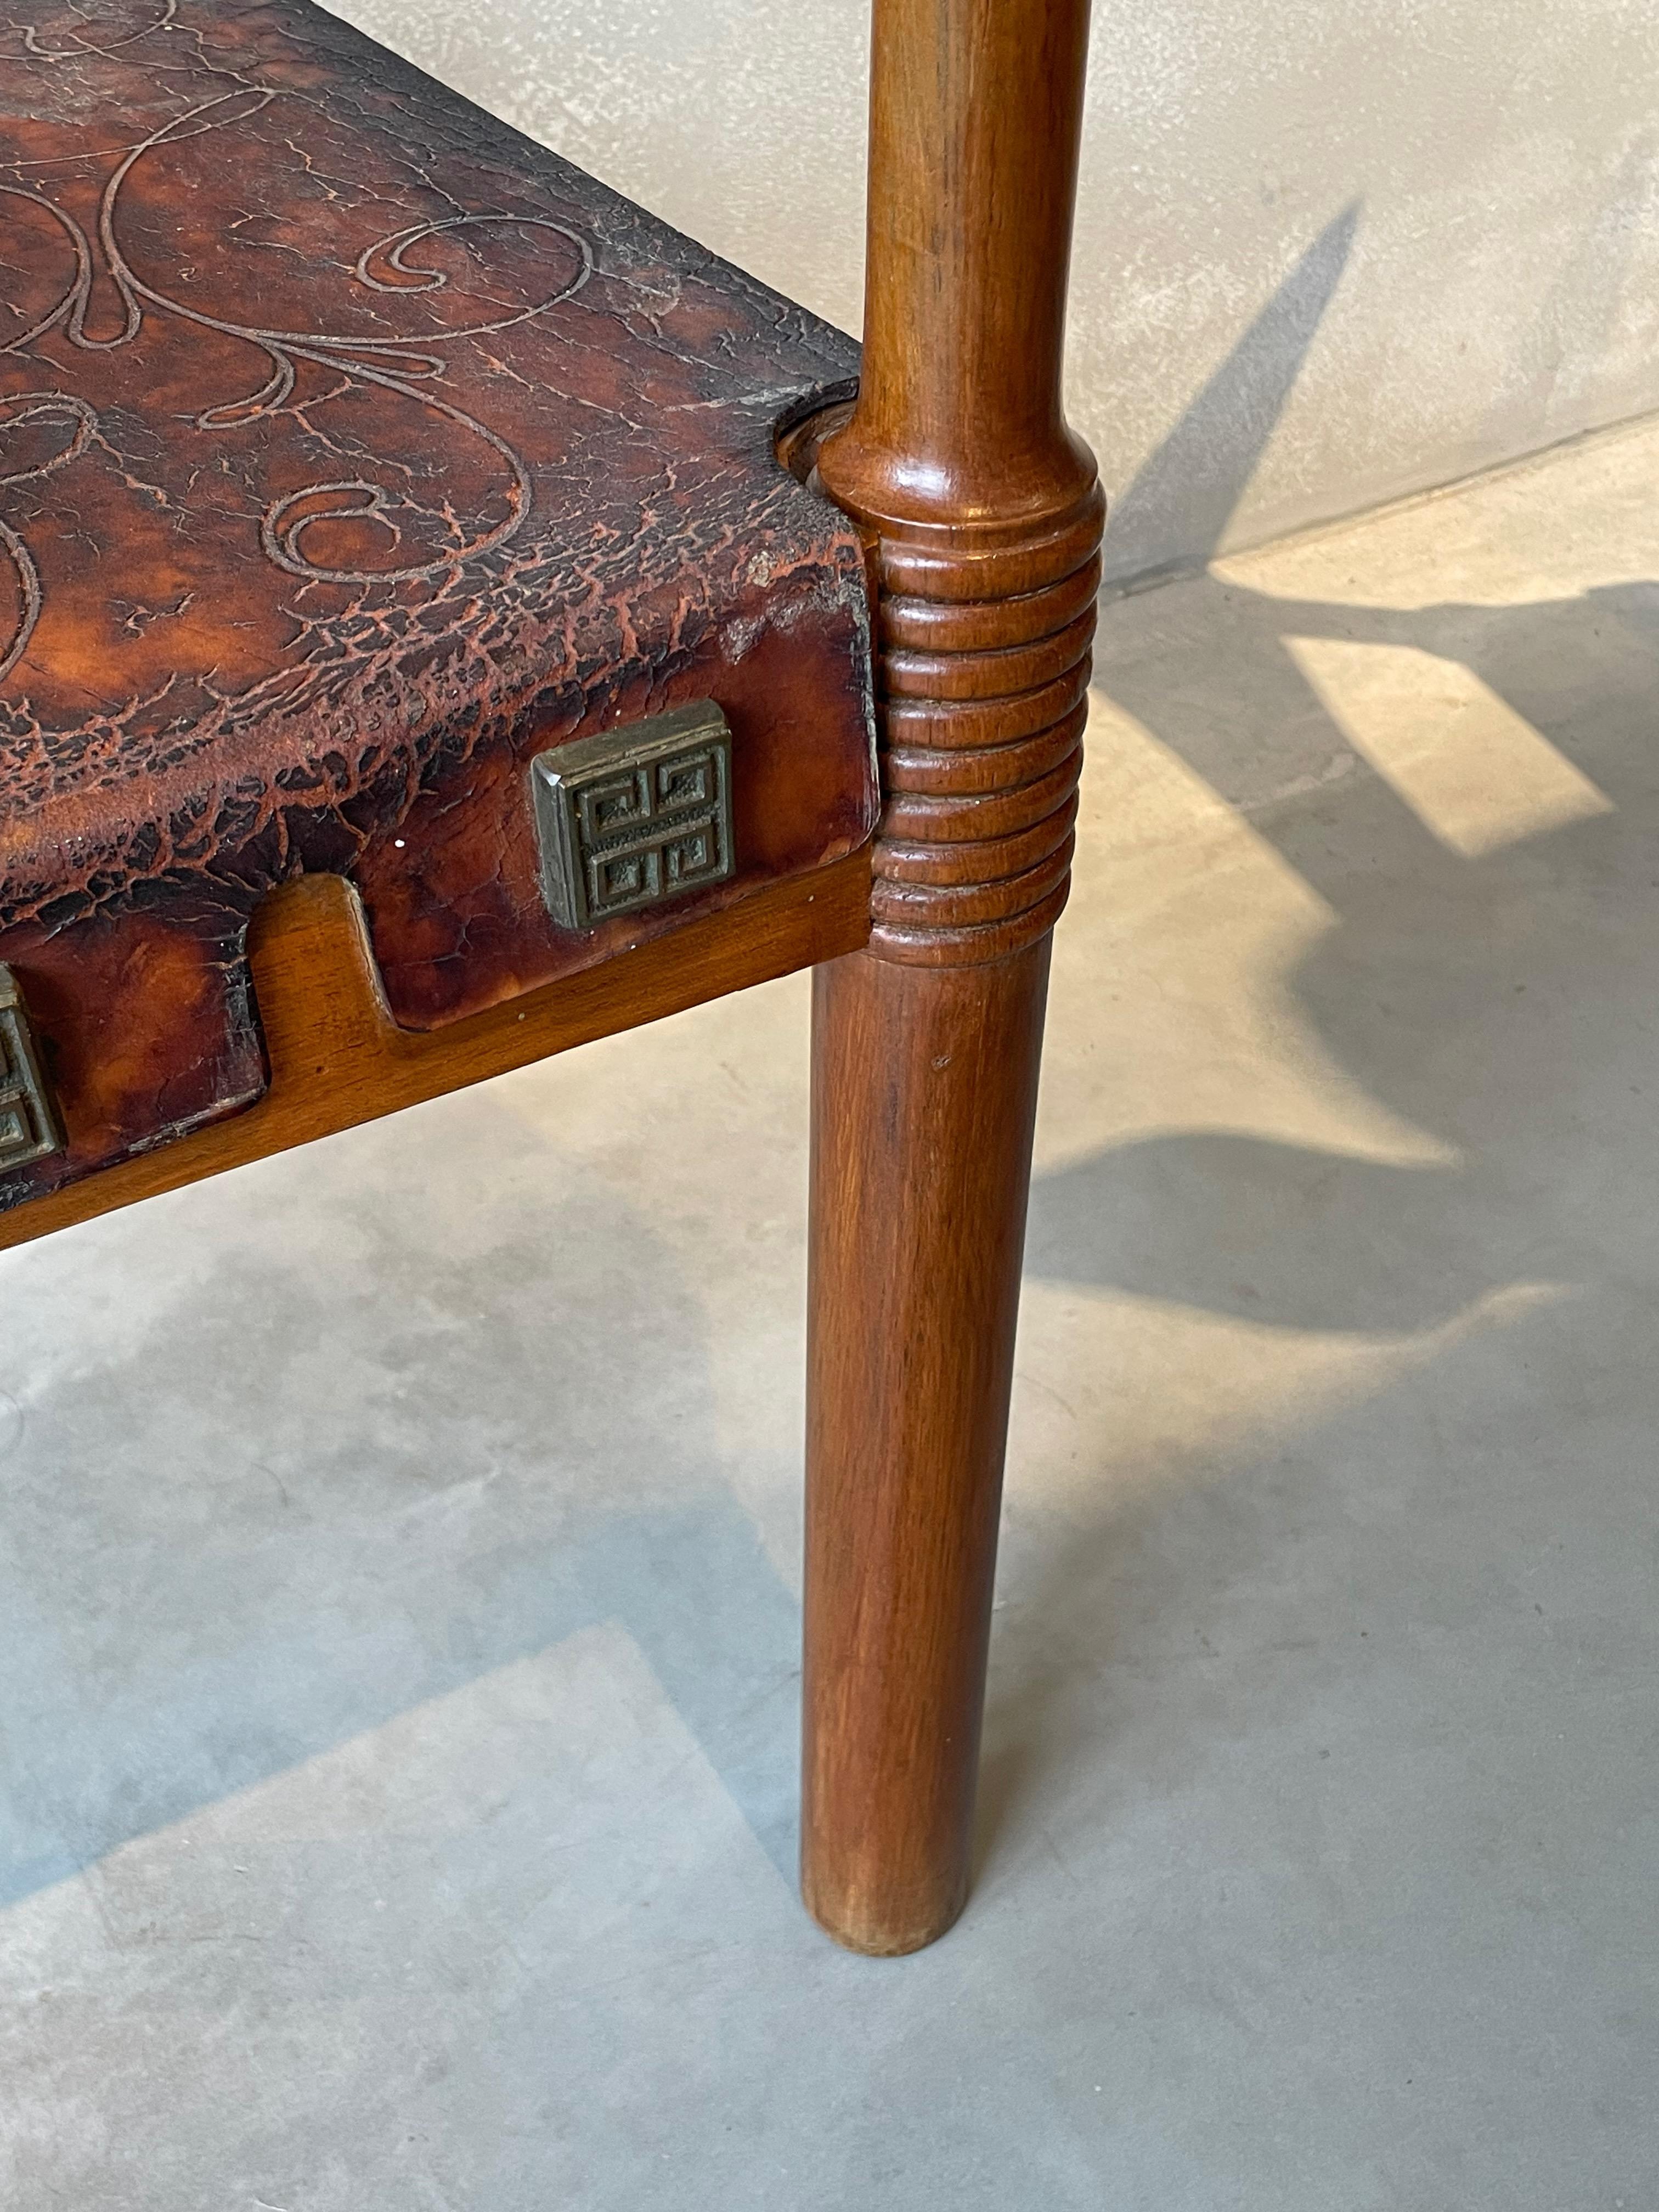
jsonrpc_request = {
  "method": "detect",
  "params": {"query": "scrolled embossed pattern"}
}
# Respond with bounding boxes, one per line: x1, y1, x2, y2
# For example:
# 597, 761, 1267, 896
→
0, 0, 877, 1211
1, 73, 591, 663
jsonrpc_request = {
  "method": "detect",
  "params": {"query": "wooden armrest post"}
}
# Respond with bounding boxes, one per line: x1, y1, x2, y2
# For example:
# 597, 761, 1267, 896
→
803, 0, 1103, 1951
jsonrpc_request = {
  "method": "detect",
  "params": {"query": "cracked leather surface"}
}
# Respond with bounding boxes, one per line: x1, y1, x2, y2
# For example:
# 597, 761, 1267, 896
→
0, 0, 874, 1208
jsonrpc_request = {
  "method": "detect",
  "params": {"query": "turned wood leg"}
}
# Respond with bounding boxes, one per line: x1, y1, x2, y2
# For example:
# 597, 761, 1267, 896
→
797, 511, 1093, 1955
797, 0, 1099, 1951
799, 463, 1099, 1964
803, 943, 1051, 1951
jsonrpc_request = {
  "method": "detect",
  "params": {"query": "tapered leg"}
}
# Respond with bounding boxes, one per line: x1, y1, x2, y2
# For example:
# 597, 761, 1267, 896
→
797, 0, 1100, 1953
803, 943, 1049, 1953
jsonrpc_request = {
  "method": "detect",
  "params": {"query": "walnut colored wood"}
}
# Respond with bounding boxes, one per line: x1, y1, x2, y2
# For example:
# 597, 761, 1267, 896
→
803, 0, 1103, 1951
0, 854, 868, 1254
804, 943, 1049, 1952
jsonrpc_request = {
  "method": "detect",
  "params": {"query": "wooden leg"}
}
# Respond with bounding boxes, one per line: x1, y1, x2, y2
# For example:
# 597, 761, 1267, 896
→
797, 0, 1101, 1951
803, 941, 1049, 1953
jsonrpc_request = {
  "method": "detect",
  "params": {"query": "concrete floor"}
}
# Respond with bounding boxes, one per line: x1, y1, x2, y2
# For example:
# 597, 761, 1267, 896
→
4, 415, 1659, 2204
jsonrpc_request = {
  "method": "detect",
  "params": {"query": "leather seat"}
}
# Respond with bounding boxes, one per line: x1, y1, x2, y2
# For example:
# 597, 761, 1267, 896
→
2, 0, 1106, 1959
0, 0, 874, 1209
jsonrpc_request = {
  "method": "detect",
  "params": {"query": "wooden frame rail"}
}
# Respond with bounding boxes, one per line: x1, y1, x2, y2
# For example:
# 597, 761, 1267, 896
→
0, 860, 869, 1252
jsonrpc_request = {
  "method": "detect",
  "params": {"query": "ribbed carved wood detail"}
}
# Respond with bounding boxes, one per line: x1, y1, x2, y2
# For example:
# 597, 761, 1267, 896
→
800, 0, 1099, 1955
865, 487, 1103, 963
783, 405, 1103, 966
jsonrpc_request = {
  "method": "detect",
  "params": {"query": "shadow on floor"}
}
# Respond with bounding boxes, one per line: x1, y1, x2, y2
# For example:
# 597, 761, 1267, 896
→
985, 210, 1659, 1876
4, 199, 1658, 1937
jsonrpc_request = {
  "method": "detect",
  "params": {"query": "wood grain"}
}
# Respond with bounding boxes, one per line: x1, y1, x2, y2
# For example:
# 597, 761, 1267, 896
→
804, 942, 1051, 1953
801, 0, 1102, 1952
0, 855, 869, 1254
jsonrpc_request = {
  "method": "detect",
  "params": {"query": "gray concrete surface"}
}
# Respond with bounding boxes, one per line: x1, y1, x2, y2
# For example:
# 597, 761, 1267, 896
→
325, 0, 1659, 582
4, 396, 1658, 2203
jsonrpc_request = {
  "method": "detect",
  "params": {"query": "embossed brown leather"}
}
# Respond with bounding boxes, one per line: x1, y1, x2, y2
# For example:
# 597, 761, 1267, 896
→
0, 0, 874, 1209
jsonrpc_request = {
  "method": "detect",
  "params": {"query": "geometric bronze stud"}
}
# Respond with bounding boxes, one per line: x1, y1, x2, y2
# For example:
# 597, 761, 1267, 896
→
0, 964, 64, 1174
531, 700, 735, 931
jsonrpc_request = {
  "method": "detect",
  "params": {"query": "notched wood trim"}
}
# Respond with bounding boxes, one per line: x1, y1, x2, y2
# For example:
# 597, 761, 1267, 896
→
0, 855, 871, 1254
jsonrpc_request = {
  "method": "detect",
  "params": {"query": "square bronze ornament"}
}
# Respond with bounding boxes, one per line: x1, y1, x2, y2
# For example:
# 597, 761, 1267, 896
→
0, 966, 64, 1175
531, 702, 735, 931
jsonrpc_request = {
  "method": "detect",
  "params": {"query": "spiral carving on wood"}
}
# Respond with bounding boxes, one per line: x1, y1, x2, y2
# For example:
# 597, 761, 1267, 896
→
785, 407, 1103, 968
865, 486, 1103, 965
